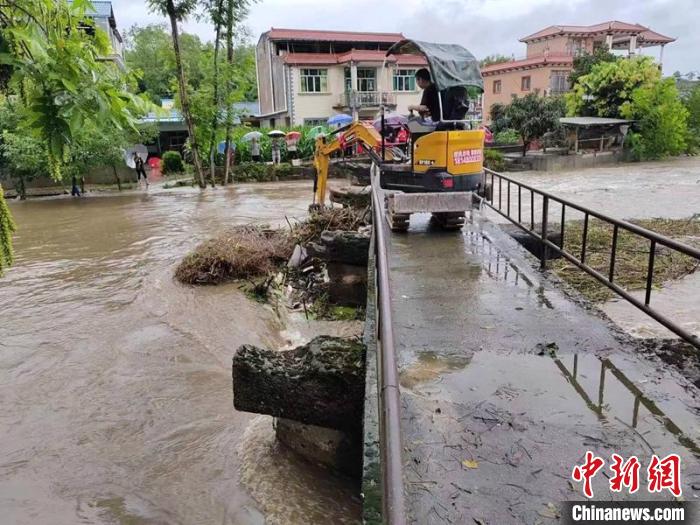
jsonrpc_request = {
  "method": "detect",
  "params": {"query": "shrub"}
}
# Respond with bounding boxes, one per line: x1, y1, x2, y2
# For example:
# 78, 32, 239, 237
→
161, 150, 185, 174
494, 129, 520, 145
483, 149, 505, 171
620, 78, 688, 160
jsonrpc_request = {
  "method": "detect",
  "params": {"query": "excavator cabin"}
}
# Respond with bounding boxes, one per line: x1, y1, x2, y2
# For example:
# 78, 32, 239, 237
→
313, 39, 487, 231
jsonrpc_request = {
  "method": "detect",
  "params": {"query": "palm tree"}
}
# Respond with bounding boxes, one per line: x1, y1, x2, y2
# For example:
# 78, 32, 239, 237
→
205, 0, 224, 186
147, 0, 206, 188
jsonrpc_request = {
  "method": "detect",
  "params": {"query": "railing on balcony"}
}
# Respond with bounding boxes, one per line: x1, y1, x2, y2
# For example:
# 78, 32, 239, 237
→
335, 91, 397, 109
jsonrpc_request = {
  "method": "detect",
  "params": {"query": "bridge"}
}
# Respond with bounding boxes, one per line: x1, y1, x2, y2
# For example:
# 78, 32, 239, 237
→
362, 170, 700, 523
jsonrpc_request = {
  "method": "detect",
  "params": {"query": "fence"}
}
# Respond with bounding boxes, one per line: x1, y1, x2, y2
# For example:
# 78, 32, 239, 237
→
483, 168, 700, 349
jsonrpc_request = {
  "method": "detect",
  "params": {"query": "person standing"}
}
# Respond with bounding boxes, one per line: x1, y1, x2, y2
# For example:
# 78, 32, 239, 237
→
133, 153, 148, 187
271, 137, 282, 164
250, 137, 261, 162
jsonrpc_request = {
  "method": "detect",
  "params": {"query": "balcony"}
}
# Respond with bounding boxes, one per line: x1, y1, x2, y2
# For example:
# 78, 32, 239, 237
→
334, 91, 397, 110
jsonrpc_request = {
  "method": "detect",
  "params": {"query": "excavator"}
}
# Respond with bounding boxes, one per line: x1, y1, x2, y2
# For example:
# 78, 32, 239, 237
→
312, 39, 487, 231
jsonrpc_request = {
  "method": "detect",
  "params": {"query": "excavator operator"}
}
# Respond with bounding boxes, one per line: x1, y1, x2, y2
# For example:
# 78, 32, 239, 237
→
407, 68, 440, 121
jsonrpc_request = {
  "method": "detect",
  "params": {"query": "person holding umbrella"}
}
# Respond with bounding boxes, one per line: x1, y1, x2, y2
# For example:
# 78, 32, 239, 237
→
268, 130, 285, 164
250, 137, 261, 162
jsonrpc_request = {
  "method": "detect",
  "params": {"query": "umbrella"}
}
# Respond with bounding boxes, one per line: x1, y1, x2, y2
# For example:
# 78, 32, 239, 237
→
267, 130, 285, 137
286, 131, 301, 139
372, 112, 409, 130
217, 141, 237, 154
241, 131, 263, 142
308, 126, 328, 139
124, 144, 148, 169
327, 114, 352, 126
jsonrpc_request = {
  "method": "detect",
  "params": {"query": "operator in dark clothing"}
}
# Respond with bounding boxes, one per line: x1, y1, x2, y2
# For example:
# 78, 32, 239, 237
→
408, 68, 441, 121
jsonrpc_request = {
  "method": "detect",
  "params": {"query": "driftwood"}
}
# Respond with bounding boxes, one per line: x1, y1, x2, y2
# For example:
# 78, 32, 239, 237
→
232, 336, 366, 433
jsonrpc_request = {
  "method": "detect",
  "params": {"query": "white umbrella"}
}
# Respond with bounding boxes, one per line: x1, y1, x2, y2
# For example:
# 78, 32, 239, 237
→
124, 144, 148, 168
241, 131, 263, 142
267, 130, 285, 137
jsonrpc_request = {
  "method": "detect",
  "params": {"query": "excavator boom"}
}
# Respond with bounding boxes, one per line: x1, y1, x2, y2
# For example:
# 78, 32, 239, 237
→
313, 122, 383, 207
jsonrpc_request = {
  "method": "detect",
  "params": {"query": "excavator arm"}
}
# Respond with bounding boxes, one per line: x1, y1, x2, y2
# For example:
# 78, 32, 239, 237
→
312, 122, 385, 207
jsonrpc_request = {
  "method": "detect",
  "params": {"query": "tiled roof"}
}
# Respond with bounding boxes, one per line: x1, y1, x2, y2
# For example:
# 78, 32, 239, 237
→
481, 54, 573, 75
267, 28, 404, 43
283, 50, 426, 65
520, 21, 673, 43
638, 29, 675, 44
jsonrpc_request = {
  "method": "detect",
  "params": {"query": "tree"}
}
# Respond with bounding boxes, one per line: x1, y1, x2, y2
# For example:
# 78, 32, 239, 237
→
489, 102, 509, 133
568, 47, 618, 86
506, 92, 565, 156
566, 56, 660, 118
480, 54, 512, 68
684, 84, 700, 152
204, 0, 224, 186
147, 0, 206, 188
620, 78, 688, 160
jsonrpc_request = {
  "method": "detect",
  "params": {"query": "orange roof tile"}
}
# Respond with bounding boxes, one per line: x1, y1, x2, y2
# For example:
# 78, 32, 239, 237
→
267, 28, 404, 43
520, 21, 673, 43
480, 54, 573, 75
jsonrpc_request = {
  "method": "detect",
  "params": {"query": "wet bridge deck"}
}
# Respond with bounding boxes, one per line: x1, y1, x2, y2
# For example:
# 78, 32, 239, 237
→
383, 213, 700, 523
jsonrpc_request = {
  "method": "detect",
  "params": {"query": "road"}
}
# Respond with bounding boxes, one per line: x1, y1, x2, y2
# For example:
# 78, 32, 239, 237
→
386, 213, 700, 523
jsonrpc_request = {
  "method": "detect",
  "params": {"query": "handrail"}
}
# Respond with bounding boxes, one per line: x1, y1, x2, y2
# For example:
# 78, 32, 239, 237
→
370, 169, 407, 524
483, 167, 700, 349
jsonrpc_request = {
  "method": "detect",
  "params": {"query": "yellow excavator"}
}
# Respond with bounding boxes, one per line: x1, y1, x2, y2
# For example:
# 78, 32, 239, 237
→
312, 39, 487, 231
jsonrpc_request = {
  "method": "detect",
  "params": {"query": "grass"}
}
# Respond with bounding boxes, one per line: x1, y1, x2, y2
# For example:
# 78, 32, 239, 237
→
552, 217, 700, 302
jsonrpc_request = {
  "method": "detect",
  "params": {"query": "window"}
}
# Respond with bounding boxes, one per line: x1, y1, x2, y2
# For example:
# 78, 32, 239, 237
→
304, 118, 327, 126
521, 76, 531, 91
550, 70, 570, 93
493, 80, 502, 94
300, 68, 328, 93
356, 68, 376, 92
393, 69, 416, 91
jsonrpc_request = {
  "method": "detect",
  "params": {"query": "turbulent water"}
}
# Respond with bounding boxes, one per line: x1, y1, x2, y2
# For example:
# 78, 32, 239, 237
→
0, 183, 361, 525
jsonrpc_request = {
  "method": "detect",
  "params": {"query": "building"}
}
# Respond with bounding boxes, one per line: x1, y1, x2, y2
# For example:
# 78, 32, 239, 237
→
481, 21, 675, 120
255, 28, 427, 127
73, 1, 125, 68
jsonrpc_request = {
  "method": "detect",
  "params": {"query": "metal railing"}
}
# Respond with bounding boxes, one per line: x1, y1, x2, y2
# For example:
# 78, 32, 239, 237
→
336, 91, 397, 109
370, 172, 407, 524
483, 168, 700, 349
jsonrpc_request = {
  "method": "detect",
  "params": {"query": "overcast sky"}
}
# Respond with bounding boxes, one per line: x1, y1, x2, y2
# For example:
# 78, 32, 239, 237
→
112, 0, 698, 76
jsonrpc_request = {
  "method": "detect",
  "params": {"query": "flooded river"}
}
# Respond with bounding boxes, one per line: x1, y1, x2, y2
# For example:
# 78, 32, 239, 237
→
0, 183, 361, 525
494, 157, 700, 339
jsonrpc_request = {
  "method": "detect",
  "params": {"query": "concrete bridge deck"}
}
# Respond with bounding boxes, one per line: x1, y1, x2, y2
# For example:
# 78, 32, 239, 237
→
383, 213, 700, 524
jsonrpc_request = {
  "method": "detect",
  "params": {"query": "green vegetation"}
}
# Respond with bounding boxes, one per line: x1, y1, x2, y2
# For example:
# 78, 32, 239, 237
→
553, 217, 700, 302
489, 102, 510, 133
682, 83, 700, 153
161, 151, 185, 174
506, 93, 566, 156
621, 78, 688, 160
0, 184, 14, 276
483, 149, 505, 171
493, 128, 520, 145
568, 47, 618, 86
480, 54, 512, 68
567, 56, 690, 160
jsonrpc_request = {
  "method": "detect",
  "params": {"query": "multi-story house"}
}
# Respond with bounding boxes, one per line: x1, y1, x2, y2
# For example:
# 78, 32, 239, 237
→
481, 21, 675, 120
255, 28, 427, 127
76, 1, 125, 69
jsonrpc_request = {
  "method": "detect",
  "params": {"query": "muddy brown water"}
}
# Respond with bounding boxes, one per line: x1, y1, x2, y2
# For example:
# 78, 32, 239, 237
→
0, 183, 361, 525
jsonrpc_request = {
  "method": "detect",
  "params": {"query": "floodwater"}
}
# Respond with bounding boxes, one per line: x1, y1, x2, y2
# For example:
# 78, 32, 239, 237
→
0, 182, 361, 525
489, 157, 700, 339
